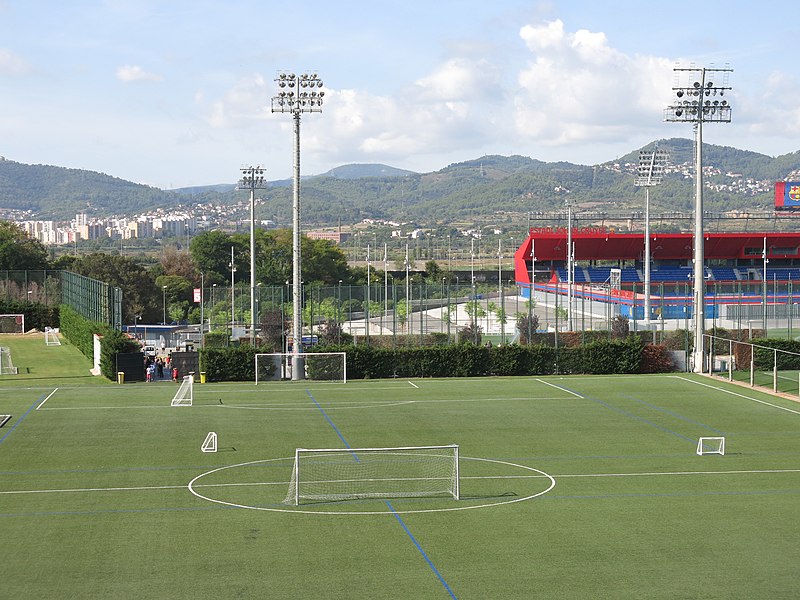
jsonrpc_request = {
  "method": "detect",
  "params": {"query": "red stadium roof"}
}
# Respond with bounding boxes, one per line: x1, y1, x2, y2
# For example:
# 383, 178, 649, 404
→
514, 231, 800, 284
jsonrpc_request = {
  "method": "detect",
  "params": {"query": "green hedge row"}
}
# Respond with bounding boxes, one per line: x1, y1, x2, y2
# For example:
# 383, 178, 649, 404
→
198, 337, 675, 382
750, 337, 800, 371
200, 346, 261, 382
59, 304, 139, 379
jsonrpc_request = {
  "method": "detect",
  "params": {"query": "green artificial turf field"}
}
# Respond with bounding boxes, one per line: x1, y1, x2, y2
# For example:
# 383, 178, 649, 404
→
1, 346, 799, 598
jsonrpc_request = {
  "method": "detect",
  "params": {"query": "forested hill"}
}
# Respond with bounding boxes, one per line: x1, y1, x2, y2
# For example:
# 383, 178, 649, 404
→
0, 158, 184, 218
2, 138, 800, 224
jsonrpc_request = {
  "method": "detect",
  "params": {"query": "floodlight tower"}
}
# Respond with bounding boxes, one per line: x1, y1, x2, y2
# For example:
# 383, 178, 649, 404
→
238, 165, 267, 345
665, 65, 732, 373
635, 147, 669, 325
271, 72, 324, 379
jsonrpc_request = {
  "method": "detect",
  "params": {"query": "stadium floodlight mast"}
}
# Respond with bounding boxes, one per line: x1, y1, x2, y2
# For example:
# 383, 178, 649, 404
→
635, 147, 669, 325
665, 65, 732, 373
272, 71, 324, 379
237, 166, 267, 344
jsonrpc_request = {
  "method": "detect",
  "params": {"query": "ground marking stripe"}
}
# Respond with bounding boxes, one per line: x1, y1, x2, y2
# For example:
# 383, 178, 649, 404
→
35, 388, 58, 410
408, 381, 419, 388
0, 396, 42, 445
3, 468, 798, 496
675, 376, 800, 416
386, 500, 458, 599
535, 378, 584, 398
40, 396, 570, 411
619, 392, 725, 435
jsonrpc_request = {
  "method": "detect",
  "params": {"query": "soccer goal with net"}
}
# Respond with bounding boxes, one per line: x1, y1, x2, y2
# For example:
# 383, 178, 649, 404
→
697, 437, 725, 456
0, 347, 18, 375
284, 444, 460, 506
0, 314, 24, 334
255, 352, 347, 384
171, 375, 194, 406
44, 327, 61, 346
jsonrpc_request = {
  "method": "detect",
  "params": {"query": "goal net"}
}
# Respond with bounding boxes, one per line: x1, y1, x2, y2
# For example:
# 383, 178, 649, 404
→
171, 375, 194, 406
255, 352, 347, 384
0, 314, 24, 334
45, 327, 61, 346
696, 437, 725, 456
0, 347, 18, 375
285, 444, 460, 506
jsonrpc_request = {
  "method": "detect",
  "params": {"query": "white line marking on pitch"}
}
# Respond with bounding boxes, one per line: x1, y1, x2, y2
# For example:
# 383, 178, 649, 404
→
408, 381, 419, 388
535, 379, 584, 398
3, 468, 798, 497
675, 376, 800, 416
35, 388, 58, 410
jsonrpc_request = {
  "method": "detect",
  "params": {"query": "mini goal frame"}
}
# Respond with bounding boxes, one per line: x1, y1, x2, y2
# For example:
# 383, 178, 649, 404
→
696, 437, 725, 456
171, 375, 194, 406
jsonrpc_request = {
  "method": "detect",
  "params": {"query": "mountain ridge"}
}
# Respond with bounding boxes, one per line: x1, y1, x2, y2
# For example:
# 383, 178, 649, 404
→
1, 138, 799, 224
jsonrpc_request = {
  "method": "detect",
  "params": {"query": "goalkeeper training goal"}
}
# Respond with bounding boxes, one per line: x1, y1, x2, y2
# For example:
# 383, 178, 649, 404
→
44, 327, 61, 346
0, 347, 18, 375
696, 437, 725, 456
171, 375, 194, 406
0, 314, 24, 334
285, 444, 460, 506
255, 352, 347, 384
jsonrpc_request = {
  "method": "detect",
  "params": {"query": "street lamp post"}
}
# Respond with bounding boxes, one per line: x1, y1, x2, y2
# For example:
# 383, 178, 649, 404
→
635, 147, 669, 325
238, 166, 267, 345
272, 71, 324, 380
566, 201, 573, 332
229, 245, 236, 339
162, 286, 167, 325
665, 65, 732, 373
199, 272, 204, 349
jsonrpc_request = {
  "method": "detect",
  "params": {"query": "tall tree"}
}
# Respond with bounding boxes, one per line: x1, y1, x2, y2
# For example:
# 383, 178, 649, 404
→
0, 220, 49, 270
160, 244, 199, 283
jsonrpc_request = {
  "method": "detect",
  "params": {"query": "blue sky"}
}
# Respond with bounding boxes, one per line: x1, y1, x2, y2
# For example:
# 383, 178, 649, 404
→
1, 1, 798, 189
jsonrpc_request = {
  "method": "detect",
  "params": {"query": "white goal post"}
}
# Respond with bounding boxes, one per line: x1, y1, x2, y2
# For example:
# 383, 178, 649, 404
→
0, 314, 24, 334
171, 375, 194, 406
0, 347, 18, 375
45, 327, 61, 346
697, 437, 725, 456
255, 352, 347, 384
285, 444, 460, 506
201, 432, 217, 453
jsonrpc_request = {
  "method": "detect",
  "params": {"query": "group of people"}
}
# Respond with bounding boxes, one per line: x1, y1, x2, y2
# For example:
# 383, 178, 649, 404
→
145, 355, 179, 383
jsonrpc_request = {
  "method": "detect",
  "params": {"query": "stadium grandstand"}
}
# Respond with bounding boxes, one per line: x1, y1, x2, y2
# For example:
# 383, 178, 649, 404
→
514, 230, 800, 321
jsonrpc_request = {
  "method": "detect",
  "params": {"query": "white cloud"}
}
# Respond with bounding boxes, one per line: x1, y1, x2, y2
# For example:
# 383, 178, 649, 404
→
205, 74, 270, 129
116, 65, 163, 83
514, 19, 673, 146
0, 48, 31, 75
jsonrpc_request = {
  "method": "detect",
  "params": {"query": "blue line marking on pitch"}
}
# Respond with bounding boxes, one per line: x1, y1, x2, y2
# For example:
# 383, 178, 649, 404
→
307, 389, 456, 597
619, 393, 726, 435
386, 500, 458, 600
554, 384, 694, 443
306, 389, 360, 462
0, 395, 44, 446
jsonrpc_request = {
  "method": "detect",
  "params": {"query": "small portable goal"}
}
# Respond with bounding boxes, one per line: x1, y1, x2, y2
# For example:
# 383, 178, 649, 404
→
696, 437, 725, 456
201, 432, 217, 453
171, 375, 194, 406
0, 347, 18, 375
45, 327, 62, 346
